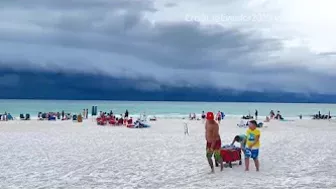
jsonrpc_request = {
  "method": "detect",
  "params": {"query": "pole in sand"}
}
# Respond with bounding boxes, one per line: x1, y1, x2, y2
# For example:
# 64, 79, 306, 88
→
184, 122, 189, 135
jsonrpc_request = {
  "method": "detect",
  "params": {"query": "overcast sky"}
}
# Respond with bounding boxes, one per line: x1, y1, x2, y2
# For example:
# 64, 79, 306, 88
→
0, 0, 335, 94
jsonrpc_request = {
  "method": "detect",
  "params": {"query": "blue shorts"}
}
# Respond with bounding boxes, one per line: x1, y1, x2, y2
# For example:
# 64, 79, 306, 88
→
244, 148, 259, 159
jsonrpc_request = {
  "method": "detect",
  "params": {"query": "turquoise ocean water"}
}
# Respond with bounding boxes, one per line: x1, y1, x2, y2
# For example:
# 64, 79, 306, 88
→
0, 99, 335, 119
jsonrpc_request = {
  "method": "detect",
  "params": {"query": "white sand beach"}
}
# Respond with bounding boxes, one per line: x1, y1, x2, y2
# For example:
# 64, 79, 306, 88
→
0, 118, 336, 189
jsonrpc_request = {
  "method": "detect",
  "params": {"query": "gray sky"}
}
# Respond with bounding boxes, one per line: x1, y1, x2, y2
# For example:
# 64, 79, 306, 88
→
0, 0, 336, 94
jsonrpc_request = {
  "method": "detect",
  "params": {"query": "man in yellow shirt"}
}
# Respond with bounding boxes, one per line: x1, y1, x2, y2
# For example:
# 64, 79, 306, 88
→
245, 120, 260, 171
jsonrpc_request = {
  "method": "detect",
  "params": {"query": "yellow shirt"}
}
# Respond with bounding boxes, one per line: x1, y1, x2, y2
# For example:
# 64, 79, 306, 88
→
246, 128, 260, 148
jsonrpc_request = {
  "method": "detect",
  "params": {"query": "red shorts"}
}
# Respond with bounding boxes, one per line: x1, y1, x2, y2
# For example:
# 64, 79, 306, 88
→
206, 139, 221, 150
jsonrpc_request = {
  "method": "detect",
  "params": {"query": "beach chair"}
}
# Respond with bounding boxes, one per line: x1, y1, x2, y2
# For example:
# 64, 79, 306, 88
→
72, 115, 77, 121
98, 118, 107, 126
20, 114, 25, 120
109, 119, 116, 125
48, 116, 56, 121
25, 114, 30, 120
7, 114, 14, 120
41, 113, 47, 120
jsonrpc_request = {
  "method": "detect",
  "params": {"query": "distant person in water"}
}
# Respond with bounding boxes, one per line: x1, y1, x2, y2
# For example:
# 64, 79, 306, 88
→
205, 112, 224, 173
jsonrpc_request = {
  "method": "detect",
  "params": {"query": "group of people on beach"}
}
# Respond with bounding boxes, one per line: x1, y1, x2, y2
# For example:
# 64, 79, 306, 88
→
312, 111, 332, 120
205, 111, 260, 173
0, 112, 14, 121
201, 111, 225, 123
38, 111, 77, 120
96, 109, 135, 125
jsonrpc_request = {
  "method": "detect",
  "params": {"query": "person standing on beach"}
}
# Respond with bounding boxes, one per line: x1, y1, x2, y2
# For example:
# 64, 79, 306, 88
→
125, 110, 129, 118
245, 120, 260, 171
86, 109, 89, 119
205, 112, 224, 173
255, 110, 258, 120
216, 111, 222, 124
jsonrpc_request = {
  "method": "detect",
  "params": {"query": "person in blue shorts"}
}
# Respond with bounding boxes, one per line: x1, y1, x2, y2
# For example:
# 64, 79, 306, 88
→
245, 120, 260, 171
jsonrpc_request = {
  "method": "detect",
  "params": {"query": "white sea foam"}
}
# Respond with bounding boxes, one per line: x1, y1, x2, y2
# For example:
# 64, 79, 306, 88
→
0, 118, 335, 188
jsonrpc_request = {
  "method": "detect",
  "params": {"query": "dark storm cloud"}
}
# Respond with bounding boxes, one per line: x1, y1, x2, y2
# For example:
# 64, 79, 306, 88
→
0, 0, 335, 94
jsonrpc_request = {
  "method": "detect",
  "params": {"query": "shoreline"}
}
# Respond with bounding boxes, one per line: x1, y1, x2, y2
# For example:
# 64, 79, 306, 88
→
0, 114, 312, 121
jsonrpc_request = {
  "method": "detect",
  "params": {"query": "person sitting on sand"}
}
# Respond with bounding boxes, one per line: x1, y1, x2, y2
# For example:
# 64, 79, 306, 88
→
245, 120, 260, 171
127, 117, 133, 124
237, 119, 247, 127
149, 116, 157, 121
270, 110, 275, 119
205, 112, 224, 173
231, 134, 247, 150
264, 116, 270, 122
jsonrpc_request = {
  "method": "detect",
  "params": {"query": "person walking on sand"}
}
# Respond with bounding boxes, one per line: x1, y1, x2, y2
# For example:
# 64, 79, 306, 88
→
205, 112, 224, 173
245, 120, 260, 171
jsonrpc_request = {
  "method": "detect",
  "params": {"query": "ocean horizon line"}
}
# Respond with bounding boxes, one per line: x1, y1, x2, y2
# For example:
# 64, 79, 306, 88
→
1, 98, 336, 105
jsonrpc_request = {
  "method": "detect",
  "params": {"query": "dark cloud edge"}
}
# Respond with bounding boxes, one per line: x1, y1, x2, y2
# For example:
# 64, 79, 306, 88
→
0, 67, 336, 103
